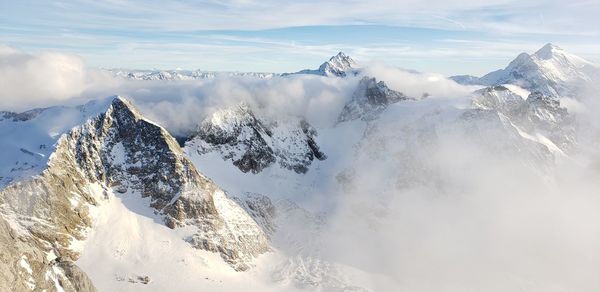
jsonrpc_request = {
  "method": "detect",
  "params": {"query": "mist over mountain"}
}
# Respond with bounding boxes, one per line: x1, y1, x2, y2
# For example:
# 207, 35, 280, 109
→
1, 44, 600, 292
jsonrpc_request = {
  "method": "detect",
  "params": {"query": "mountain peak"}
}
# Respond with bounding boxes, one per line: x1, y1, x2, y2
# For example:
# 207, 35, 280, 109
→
534, 43, 564, 60
325, 51, 355, 65
109, 95, 145, 120
318, 52, 358, 77
337, 76, 408, 122
110, 95, 131, 106
468, 43, 596, 97
285, 51, 358, 77
335, 51, 348, 57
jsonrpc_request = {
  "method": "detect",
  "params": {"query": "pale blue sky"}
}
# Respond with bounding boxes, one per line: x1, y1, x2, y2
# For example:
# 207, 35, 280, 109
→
1, 0, 599, 76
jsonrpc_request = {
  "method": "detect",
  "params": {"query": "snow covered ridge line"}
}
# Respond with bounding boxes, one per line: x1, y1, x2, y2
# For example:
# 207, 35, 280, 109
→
108, 69, 278, 81
450, 43, 599, 97
109, 51, 362, 80
0, 96, 272, 290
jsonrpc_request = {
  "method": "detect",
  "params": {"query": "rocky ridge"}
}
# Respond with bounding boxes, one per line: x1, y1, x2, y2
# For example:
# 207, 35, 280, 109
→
186, 103, 326, 174
0, 96, 271, 291
338, 76, 410, 122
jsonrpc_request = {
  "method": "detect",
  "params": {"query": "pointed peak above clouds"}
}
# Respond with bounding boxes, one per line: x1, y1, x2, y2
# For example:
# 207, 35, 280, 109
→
534, 43, 562, 60
452, 43, 598, 97
285, 51, 360, 77
319, 51, 358, 76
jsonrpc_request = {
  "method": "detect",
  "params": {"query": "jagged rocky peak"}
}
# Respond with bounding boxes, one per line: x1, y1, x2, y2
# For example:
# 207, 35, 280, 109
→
0, 95, 270, 286
185, 103, 326, 174
338, 76, 409, 122
67, 96, 270, 270
318, 51, 359, 77
286, 51, 359, 77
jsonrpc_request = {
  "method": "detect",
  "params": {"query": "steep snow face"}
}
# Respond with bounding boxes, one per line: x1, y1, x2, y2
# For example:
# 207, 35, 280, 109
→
338, 76, 410, 122
470, 86, 574, 156
472, 85, 526, 114
0, 98, 115, 186
286, 52, 360, 77
464, 44, 598, 97
185, 104, 326, 174
109, 69, 276, 81
74, 188, 279, 292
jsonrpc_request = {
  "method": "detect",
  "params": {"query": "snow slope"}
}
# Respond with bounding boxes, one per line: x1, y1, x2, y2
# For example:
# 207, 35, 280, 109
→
0, 98, 114, 186
451, 43, 599, 97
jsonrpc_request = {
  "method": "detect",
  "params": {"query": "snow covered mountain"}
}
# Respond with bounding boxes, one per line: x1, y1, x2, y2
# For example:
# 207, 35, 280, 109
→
0, 44, 595, 291
0, 97, 271, 291
109, 69, 276, 81
185, 104, 326, 174
284, 52, 360, 77
338, 76, 410, 122
468, 85, 574, 157
111, 52, 360, 80
451, 43, 599, 97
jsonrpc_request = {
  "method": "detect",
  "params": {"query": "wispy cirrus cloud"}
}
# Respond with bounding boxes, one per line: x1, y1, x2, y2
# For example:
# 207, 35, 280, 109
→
1, 0, 599, 75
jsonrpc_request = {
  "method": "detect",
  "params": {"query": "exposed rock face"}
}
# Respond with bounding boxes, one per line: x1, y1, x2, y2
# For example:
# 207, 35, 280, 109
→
0, 96, 271, 290
0, 211, 98, 292
338, 76, 409, 122
62, 97, 270, 271
67, 98, 221, 228
55, 259, 98, 292
186, 104, 326, 174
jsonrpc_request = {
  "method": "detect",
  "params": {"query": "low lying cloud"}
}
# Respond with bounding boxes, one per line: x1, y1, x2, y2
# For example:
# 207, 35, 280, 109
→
116, 76, 357, 135
112, 66, 475, 135
319, 113, 600, 291
0, 45, 116, 110
0, 45, 477, 136
362, 63, 481, 99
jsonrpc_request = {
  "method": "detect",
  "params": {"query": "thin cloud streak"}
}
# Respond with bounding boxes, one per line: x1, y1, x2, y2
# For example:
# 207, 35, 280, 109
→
1, 0, 599, 75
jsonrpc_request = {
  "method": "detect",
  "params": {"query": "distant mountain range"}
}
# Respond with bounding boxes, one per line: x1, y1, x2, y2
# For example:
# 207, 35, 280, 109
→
109, 51, 361, 80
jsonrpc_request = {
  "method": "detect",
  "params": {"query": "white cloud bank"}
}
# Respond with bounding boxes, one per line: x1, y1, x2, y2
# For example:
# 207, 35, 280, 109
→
0, 45, 481, 134
0, 45, 115, 110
